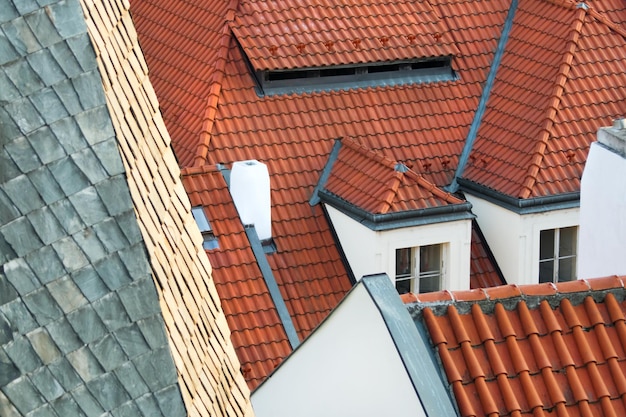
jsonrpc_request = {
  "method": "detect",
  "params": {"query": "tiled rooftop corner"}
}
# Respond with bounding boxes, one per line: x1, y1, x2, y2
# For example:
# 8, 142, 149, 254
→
410, 276, 626, 417
1, 0, 253, 416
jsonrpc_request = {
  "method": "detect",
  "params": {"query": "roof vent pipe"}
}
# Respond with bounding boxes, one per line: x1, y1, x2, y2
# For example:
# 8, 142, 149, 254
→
230, 160, 272, 241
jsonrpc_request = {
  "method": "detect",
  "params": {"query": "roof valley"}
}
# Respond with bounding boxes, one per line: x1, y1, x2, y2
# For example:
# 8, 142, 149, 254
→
520, 5, 586, 199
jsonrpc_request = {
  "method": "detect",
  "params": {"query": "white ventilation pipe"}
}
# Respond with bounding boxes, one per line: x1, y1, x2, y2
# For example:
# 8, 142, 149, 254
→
230, 160, 272, 241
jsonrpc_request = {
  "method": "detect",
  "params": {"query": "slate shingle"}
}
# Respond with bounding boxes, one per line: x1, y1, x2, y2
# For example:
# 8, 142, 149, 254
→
132, 347, 177, 392
0, 67, 21, 104
93, 253, 132, 291
75, 106, 114, 145
49, 197, 85, 235
70, 384, 105, 417
3, 335, 42, 373
46, 318, 83, 355
135, 393, 164, 417
66, 305, 107, 345
1, 216, 43, 257
26, 328, 62, 366
51, 393, 86, 417
47, 357, 82, 391
49, 116, 87, 154
68, 186, 109, 226
96, 175, 133, 216
53, 78, 84, 115
23, 8, 62, 49
65, 346, 104, 383
3, 173, 45, 214
30, 367, 64, 402
72, 228, 107, 263
47, 275, 88, 314
27, 206, 65, 245
66, 33, 98, 72
52, 236, 89, 273
48, 40, 83, 79
3, 257, 40, 296
1, 375, 45, 415
86, 372, 130, 411
92, 292, 131, 332
4, 136, 41, 173
113, 362, 149, 399
1, 17, 41, 56
0, 189, 21, 224
72, 147, 109, 184
89, 334, 128, 372
0, 30, 20, 66
28, 125, 67, 165
22, 286, 63, 326
0, 299, 38, 335
0, 349, 20, 387
117, 278, 161, 322
25, 245, 66, 284
114, 324, 150, 359
29, 87, 69, 124
154, 385, 185, 417
27, 166, 65, 205
71, 265, 109, 302
92, 218, 129, 253
72, 72, 106, 110
27, 49, 66, 87
0, 275, 18, 305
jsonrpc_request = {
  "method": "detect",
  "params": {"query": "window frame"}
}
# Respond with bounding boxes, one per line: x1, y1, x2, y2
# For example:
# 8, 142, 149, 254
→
539, 226, 577, 283
191, 206, 219, 250
395, 243, 445, 294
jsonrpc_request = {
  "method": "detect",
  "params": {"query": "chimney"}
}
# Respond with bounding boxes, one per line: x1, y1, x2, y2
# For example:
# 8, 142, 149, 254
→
578, 119, 626, 278
230, 160, 272, 241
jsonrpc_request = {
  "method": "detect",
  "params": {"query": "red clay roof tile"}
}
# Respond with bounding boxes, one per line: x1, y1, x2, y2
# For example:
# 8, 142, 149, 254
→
412, 277, 626, 417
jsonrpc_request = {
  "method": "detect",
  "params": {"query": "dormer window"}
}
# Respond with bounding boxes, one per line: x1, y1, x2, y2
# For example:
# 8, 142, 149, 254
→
254, 57, 457, 96
395, 244, 444, 295
191, 206, 219, 250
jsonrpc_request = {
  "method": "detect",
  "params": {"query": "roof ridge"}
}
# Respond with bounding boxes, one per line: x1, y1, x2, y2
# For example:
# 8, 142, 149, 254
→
519, 5, 586, 199
378, 171, 404, 215
194, 1, 239, 167
181, 164, 220, 176
341, 138, 463, 206
586, 6, 626, 39
403, 276, 626, 307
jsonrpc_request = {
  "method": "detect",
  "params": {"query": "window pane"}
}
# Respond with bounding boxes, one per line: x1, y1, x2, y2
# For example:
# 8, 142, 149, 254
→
191, 206, 212, 232
395, 278, 412, 294
539, 229, 555, 260
419, 274, 440, 293
558, 257, 576, 282
539, 260, 554, 283
559, 227, 577, 257
420, 245, 440, 273
396, 248, 412, 277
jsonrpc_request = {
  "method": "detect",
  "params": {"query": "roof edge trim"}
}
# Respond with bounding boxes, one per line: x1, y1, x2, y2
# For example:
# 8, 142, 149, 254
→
361, 274, 458, 416
448, 0, 518, 192
245, 225, 300, 350
458, 178, 579, 213
310, 138, 343, 206
320, 190, 474, 231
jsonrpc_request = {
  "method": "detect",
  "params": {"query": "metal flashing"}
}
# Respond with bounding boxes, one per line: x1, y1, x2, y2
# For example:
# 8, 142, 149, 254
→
458, 177, 580, 214
448, 0, 519, 193
245, 225, 300, 349
309, 138, 342, 206
360, 274, 458, 417
319, 189, 474, 231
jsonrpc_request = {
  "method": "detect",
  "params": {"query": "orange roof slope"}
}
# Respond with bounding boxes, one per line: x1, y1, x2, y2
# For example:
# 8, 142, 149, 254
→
462, 0, 626, 198
182, 166, 292, 389
469, 221, 505, 289
231, 0, 458, 71
411, 277, 626, 417
323, 138, 465, 214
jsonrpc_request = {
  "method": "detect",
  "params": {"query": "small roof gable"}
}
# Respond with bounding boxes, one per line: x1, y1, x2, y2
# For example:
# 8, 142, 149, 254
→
231, 0, 458, 71
318, 138, 466, 216
461, 0, 626, 199
405, 276, 626, 417
469, 220, 506, 289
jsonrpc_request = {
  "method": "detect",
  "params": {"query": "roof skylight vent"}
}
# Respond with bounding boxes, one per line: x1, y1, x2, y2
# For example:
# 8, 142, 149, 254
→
253, 57, 457, 96
230, 160, 272, 241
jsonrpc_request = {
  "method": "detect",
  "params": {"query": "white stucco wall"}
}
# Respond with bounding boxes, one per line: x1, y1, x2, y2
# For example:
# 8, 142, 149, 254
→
251, 283, 427, 417
325, 205, 472, 291
579, 140, 626, 278
466, 194, 579, 285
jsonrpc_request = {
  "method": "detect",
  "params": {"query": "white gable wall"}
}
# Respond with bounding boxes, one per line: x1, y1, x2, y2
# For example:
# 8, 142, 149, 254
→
324, 205, 472, 290
466, 194, 579, 285
579, 128, 626, 278
251, 283, 427, 417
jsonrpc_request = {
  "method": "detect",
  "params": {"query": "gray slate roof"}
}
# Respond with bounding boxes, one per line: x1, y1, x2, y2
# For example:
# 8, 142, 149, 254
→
0, 1, 184, 415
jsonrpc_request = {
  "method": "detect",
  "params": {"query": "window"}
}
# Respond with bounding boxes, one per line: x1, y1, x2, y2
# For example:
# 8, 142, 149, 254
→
539, 226, 577, 283
395, 244, 443, 294
255, 57, 457, 96
191, 206, 219, 250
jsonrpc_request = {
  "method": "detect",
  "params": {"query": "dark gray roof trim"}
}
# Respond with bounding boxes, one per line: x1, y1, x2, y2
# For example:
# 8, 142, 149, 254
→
448, 0, 519, 192
458, 178, 580, 214
309, 138, 342, 206
361, 274, 458, 416
245, 225, 300, 349
319, 189, 474, 231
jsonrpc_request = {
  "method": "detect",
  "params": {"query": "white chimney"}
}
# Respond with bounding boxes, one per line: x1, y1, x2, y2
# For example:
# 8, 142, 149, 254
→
230, 160, 272, 241
578, 119, 626, 278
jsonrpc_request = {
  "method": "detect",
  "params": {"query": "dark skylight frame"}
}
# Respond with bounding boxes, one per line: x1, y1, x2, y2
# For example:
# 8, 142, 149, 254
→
191, 206, 219, 250
253, 57, 457, 96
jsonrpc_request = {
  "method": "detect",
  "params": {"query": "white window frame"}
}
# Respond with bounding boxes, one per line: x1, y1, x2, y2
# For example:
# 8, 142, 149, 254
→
539, 226, 577, 283
395, 243, 445, 294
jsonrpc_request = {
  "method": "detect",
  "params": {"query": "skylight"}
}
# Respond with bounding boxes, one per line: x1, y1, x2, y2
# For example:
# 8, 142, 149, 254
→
191, 206, 219, 250
254, 57, 457, 96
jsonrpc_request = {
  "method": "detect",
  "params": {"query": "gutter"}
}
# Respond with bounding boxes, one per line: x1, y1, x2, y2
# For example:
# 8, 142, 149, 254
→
319, 190, 474, 231
458, 178, 580, 214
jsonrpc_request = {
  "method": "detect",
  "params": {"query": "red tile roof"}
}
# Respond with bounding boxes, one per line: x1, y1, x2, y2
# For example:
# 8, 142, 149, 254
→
407, 276, 626, 417
231, 0, 458, 71
462, 0, 626, 198
469, 220, 505, 289
323, 138, 465, 214
181, 166, 292, 389
129, 0, 624, 389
